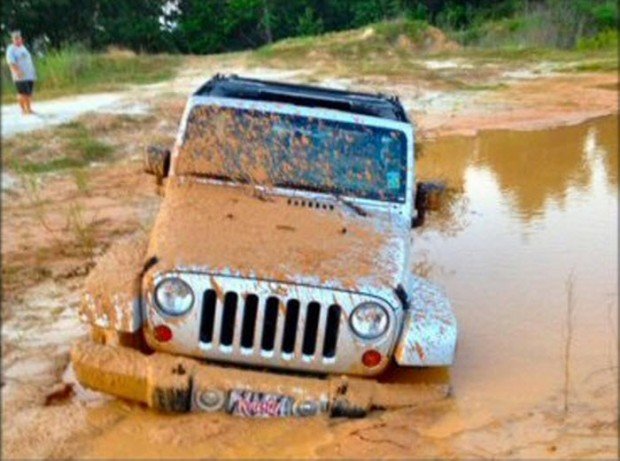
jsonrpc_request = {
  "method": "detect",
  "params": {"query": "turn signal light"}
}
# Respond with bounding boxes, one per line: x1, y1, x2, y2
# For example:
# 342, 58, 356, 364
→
362, 349, 382, 368
153, 325, 173, 342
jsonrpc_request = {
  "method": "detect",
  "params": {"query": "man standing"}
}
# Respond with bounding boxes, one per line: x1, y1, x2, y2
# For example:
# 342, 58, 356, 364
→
6, 30, 37, 115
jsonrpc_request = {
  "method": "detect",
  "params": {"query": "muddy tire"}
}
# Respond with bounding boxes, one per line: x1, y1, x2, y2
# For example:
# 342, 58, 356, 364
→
90, 326, 151, 353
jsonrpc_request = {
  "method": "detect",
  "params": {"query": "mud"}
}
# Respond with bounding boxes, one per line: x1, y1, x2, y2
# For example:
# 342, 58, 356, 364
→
148, 178, 403, 290
412, 73, 619, 139
81, 233, 149, 332
72, 340, 448, 416
175, 104, 407, 203
1, 64, 618, 459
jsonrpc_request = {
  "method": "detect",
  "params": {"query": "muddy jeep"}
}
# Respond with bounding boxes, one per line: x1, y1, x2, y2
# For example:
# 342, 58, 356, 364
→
72, 75, 457, 418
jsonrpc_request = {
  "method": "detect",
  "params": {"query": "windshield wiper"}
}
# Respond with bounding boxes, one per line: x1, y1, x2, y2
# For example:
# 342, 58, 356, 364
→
187, 172, 236, 182
332, 194, 368, 217
274, 181, 367, 217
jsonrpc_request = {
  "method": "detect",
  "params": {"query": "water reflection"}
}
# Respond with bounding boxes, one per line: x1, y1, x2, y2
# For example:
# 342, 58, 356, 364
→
413, 115, 618, 419
418, 115, 618, 224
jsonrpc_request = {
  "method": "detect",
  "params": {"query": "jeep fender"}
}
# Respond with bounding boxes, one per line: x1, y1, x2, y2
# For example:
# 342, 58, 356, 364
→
394, 275, 457, 366
79, 233, 149, 333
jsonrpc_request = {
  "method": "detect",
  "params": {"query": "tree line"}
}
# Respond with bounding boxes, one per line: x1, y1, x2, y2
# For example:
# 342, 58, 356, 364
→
1, 0, 617, 53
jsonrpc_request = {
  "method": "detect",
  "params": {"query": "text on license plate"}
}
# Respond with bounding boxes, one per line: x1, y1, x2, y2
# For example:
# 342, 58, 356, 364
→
228, 389, 294, 417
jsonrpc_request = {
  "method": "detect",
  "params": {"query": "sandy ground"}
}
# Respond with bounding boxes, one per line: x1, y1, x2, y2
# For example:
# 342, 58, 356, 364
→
1, 52, 618, 459
1, 93, 149, 138
3, 55, 616, 140
0, 67, 304, 139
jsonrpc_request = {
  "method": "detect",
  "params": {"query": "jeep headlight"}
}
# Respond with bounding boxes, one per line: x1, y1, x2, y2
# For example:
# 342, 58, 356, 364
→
349, 302, 389, 339
154, 278, 194, 316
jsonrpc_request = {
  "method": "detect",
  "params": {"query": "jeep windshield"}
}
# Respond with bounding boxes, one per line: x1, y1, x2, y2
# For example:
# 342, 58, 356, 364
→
176, 105, 408, 203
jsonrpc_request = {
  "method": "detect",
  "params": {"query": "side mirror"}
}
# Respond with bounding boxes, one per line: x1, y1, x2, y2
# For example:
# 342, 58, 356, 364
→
412, 181, 446, 228
144, 145, 170, 185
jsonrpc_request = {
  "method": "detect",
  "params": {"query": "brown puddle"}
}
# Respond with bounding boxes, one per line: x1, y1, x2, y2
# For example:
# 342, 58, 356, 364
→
414, 114, 618, 417
62, 116, 620, 458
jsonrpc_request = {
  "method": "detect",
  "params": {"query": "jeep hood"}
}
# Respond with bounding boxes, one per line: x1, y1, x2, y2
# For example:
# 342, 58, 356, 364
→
147, 178, 407, 292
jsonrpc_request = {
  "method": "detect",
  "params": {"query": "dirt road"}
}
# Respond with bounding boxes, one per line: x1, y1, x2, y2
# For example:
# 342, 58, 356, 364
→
0, 67, 305, 139
1, 53, 618, 459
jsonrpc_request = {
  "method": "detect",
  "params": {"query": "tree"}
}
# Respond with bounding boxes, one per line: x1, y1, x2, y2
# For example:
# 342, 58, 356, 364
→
93, 0, 174, 52
1, 0, 98, 48
297, 6, 324, 36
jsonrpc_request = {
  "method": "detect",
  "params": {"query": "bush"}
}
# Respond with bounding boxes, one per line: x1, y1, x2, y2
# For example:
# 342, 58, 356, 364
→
1, 45, 179, 103
297, 7, 324, 37
577, 29, 618, 50
373, 19, 429, 43
448, 0, 619, 50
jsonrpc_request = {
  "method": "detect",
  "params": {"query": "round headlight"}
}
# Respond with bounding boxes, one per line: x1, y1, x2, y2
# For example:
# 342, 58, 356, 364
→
349, 302, 389, 339
154, 278, 194, 316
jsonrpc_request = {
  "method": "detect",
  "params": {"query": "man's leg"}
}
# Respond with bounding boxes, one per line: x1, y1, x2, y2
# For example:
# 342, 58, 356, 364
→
15, 81, 28, 114
17, 93, 27, 114
25, 81, 34, 114
24, 95, 33, 114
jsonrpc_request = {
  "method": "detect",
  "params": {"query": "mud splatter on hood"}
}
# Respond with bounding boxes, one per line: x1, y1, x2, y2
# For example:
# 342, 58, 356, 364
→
147, 177, 407, 292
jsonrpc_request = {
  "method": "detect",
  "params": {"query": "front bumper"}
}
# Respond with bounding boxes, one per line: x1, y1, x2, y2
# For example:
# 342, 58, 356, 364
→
71, 339, 449, 417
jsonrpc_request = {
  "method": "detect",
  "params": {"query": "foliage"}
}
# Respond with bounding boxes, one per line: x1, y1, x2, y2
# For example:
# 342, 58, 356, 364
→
3, 120, 113, 173
1, 46, 179, 103
1, 0, 173, 52
252, 19, 437, 78
577, 29, 618, 51
297, 7, 324, 37
448, 0, 619, 49
1, 0, 617, 54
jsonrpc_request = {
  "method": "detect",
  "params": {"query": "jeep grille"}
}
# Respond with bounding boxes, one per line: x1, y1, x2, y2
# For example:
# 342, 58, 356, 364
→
145, 273, 396, 376
200, 289, 341, 360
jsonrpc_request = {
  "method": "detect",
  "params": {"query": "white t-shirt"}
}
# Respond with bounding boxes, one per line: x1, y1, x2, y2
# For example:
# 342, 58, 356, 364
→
6, 44, 37, 81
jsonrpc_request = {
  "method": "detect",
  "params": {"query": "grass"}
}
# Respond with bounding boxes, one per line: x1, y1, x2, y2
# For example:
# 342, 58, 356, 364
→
252, 19, 433, 77
65, 203, 97, 259
563, 271, 576, 416
3, 120, 114, 174
250, 17, 618, 81
563, 60, 619, 73
447, 3, 618, 51
71, 168, 91, 195
1, 46, 180, 104
429, 41, 617, 63
2, 101, 178, 179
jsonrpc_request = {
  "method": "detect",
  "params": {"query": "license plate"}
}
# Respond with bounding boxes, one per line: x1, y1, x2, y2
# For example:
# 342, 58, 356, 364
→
227, 389, 294, 417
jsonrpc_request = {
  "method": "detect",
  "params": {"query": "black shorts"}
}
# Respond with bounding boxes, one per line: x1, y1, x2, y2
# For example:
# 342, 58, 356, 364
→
15, 80, 34, 96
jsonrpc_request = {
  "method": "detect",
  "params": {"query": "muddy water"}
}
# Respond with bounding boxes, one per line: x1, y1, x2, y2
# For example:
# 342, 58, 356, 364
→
415, 115, 618, 420
70, 116, 618, 459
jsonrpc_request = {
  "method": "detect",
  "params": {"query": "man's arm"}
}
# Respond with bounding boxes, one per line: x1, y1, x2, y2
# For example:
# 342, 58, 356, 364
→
9, 63, 24, 79
6, 48, 24, 79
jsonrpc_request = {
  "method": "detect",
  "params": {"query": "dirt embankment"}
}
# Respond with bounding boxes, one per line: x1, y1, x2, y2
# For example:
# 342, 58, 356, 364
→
413, 73, 619, 138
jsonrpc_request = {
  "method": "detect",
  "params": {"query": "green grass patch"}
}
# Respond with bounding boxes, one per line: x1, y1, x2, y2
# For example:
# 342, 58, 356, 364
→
15, 157, 86, 174
252, 19, 432, 72
577, 29, 618, 51
2, 46, 180, 104
433, 45, 618, 67
564, 60, 619, 72
251, 17, 618, 80
3, 120, 113, 174
461, 82, 509, 91
64, 124, 113, 162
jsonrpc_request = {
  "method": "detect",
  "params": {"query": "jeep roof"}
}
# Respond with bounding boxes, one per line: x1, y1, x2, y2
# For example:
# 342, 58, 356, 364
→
193, 74, 409, 123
